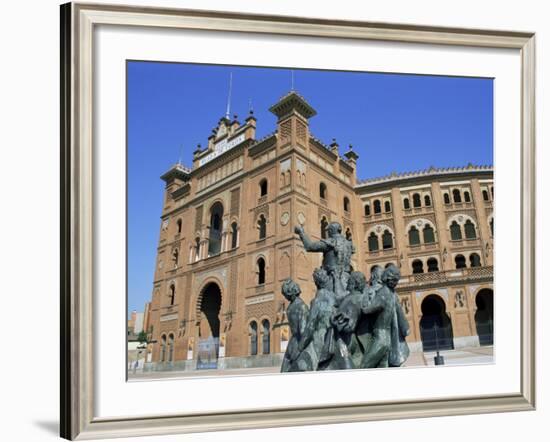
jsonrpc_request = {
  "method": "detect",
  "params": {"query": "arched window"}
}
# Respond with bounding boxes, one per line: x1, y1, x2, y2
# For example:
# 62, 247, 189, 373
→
368, 232, 379, 251
259, 179, 268, 197
444, 193, 451, 204
464, 191, 471, 203
450, 221, 462, 240
382, 230, 393, 249
491, 186, 494, 198
490, 218, 494, 236
231, 222, 238, 249
455, 254, 466, 269
169, 284, 175, 305
482, 190, 489, 201
424, 195, 431, 206
319, 182, 327, 199
423, 224, 435, 244
343, 197, 350, 212
176, 219, 182, 234
427, 257, 439, 272
160, 335, 167, 362
172, 248, 179, 267
470, 253, 481, 267
258, 214, 267, 240
384, 200, 391, 213
249, 321, 258, 356
373, 200, 381, 214
409, 226, 420, 246
345, 228, 352, 241
194, 237, 200, 261
403, 198, 410, 210
364, 204, 371, 216
464, 220, 477, 239
320, 217, 328, 239
262, 319, 270, 354
168, 333, 174, 362
412, 259, 424, 274
413, 193, 421, 208
452, 189, 462, 203
257, 257, 266, 285
208, 202, 224, 256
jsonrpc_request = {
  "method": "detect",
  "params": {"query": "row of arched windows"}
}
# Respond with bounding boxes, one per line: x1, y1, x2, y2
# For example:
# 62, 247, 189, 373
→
443, 188, 472, 205
249, 319, 271, 355
411, 253, 482, 274
408, 224, 436, 246
450, 220, 477, 240
364, 199, 391, 216
403, 193, 431, 210
368, 230, 394, 251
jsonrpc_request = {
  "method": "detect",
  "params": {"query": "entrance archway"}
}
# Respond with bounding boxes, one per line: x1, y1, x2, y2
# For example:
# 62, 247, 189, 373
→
199, 282, 222, 339
475, 289, 494, 346
420, 295, 454, 351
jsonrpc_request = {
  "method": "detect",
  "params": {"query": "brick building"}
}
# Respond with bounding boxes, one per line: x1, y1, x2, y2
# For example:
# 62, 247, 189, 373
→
142, 91, 493, 369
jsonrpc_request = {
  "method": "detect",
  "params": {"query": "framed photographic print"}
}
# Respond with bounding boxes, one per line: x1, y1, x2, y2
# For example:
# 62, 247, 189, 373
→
60, 2, 536, 440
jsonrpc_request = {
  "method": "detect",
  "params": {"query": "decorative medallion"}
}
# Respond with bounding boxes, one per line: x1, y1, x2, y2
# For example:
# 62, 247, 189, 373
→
161, 219, 169, 230
297, 212, 306, 225
280, 212, 290, 226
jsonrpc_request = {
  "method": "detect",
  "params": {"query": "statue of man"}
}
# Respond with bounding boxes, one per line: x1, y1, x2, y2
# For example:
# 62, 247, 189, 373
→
280, 279, 309, 372
324, 271, 367, 370
294, 222, 354, 304
295, 267, 336, 371
359, 265, 401, 368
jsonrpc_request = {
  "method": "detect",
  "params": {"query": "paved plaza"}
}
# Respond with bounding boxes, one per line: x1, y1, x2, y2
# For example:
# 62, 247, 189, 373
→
128, 346, 493, 380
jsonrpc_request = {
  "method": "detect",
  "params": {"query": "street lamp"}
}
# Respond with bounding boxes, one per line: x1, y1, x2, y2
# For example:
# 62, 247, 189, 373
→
433, 323, 445, 366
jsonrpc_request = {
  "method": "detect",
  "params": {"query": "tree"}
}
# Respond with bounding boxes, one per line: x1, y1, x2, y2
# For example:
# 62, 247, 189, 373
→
137, 330, 148, 344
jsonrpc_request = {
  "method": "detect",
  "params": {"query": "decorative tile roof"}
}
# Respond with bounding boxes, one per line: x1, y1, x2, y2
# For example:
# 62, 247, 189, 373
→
355, 163, 493, 188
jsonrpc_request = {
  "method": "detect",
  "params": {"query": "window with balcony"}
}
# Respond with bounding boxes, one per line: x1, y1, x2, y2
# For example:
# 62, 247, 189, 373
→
452, 189, 462, 203
382, 230, 393, 249
464, 220, 477, 239
427, 257, 439, 272
373, 199, 381, 214
403, 198, 410, 210
470, 253, 481, 267
423, 225, 435, 244
364, 204, 371, 216
413, 193, 421, 208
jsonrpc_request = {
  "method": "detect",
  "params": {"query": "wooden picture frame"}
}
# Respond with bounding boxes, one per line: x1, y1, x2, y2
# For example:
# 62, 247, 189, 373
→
60, 2, 535, 439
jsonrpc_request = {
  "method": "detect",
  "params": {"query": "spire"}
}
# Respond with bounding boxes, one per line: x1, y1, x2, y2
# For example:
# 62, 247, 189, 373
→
291, 69, 295, 91
225, 72, 233, 120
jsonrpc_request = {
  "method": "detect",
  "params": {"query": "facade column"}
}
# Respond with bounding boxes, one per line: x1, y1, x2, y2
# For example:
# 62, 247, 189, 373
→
431, 182, 453, 271
470, 178, 493, 266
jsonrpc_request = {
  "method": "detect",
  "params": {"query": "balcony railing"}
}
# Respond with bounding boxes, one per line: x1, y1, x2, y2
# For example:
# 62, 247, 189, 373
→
402, 266, 493, 287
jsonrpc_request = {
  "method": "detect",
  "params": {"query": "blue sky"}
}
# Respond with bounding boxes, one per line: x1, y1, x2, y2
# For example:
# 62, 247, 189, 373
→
127, 61, 493, 316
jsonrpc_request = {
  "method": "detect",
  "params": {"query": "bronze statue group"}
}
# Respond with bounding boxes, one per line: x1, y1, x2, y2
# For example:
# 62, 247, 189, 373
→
281, 222, 410, 372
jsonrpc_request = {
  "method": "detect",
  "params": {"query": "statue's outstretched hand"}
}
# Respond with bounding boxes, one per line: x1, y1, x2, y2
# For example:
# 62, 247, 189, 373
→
294, 225, 304, 236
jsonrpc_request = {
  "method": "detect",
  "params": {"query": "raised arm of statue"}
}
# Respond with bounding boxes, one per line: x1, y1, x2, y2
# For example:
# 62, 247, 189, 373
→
294, 225, 329, 253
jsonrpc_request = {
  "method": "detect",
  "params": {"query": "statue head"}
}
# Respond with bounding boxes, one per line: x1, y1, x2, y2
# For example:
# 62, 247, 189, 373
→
281, 278, 301, 302
382, 264, 401, 289
313, 267, 330, 289
369, 265, 383, 285
327, 222, 342, 238
347, 271, 367, 293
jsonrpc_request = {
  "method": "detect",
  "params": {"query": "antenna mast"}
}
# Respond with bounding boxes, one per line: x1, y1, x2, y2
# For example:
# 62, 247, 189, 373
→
225, 72, 233, 119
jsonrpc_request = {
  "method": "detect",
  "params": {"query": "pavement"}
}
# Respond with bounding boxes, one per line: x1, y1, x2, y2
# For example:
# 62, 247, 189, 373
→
128, 346, 494, 380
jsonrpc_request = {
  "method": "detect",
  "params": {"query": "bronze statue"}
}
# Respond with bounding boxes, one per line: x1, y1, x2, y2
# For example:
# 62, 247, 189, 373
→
294, 222, 354, 304
280, 227, 410, 373
295, 267, 337, 371
280, 279, 309, 372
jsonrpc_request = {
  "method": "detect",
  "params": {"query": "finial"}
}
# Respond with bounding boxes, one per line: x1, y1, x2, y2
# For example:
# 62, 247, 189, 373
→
178, 144, 184, 165
291, 69, 295, 91
348, 144, 353, 151
248, 98, 253, 114
233, 114, 238, 121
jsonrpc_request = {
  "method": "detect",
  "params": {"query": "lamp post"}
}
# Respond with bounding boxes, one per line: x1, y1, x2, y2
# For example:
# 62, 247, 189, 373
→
433, 323, 445, 365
